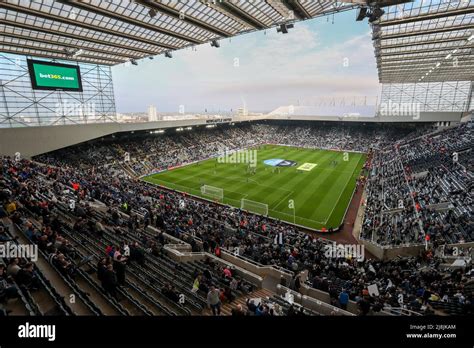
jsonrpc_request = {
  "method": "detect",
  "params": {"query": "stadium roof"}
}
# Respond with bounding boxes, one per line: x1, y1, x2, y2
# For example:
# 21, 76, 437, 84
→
373, 0, 474, 83
0, 0, 371, 66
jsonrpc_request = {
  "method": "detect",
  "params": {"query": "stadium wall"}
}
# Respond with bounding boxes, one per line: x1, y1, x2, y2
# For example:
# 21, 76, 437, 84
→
0, 118, 255, 157
0, 116, 271, 157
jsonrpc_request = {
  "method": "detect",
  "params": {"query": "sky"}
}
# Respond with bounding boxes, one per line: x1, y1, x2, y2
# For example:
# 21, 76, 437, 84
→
112, 10, 381, 114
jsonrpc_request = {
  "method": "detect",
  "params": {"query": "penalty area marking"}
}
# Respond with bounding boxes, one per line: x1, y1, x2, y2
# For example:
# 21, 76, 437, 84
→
144, 177, 326, 226
268, 209, 326, 225
146, 177, 249, 202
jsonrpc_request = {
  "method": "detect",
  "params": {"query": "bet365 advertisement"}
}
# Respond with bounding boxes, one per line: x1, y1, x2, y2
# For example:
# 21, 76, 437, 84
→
27, 59, 83, 92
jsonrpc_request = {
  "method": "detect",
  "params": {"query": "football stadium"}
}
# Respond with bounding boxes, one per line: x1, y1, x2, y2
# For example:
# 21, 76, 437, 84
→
0, 0, 473, 346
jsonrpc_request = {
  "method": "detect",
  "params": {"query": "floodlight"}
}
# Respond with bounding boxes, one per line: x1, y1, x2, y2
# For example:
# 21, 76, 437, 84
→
356, 7, 368, 21
148, 9, 157, 18
277, 23, 294, 34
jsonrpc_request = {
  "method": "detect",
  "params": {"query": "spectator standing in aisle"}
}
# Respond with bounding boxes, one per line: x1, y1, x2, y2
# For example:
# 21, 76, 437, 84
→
207, 285, 221, 316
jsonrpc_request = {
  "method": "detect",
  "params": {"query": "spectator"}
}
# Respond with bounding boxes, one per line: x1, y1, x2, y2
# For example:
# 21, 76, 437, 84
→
191, 275, 200, 293
207, 286, 221, 316
15, 263, 39, 290
113, 255, 127, 286
231, 304, 245, 316
339, 289, 349, 310
102, 264, 118, 299
246, 298, 258, 315
0, 265, 19, 300
6, 258, 21, 277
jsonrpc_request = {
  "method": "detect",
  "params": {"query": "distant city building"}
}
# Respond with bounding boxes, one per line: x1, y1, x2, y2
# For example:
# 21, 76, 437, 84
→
117, 112, 148, 123
148, 105, 160, 121
237, 107, 248, 116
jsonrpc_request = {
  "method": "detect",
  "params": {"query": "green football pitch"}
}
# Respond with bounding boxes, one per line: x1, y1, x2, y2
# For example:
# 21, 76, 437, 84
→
143, 145, 367, 231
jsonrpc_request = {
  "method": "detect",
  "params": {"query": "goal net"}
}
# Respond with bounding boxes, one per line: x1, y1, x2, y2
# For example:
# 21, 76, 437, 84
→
201, 185, 224, 201
241, 198, 268, 216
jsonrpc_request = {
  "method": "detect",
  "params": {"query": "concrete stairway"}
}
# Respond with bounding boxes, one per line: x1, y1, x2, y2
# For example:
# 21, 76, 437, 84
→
203, 288, 275, 316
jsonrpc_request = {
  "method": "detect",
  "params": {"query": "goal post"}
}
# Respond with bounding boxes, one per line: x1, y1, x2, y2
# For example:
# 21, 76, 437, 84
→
200, 185, 224, 201
241, 198, 268, 216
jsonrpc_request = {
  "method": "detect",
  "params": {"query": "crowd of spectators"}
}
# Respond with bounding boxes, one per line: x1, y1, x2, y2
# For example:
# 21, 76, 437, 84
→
35, 122, 414, 178
360, 123, 472, 246
1, 121, 472, 316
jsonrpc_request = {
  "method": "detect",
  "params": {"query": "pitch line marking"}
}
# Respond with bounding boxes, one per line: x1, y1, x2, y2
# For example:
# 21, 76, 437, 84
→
147, 177, 326, 225
268, 209, 326, 225
270, 189, 295, 211
323, 156, 363, 226
219, 175, 294, 195
146, 148, 364, 228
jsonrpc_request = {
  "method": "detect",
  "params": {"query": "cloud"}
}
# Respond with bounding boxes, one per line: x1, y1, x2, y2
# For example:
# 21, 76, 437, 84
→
113, 21, 380, 113
203, 29, 379, 110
